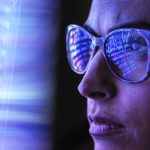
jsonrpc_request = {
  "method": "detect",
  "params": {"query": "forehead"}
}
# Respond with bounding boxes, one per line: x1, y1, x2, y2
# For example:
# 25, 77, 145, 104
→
85, 0, 150, 35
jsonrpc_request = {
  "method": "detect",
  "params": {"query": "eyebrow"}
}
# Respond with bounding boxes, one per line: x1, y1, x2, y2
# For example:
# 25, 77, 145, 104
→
84, 21, 150, 35
83, 24, 98, 36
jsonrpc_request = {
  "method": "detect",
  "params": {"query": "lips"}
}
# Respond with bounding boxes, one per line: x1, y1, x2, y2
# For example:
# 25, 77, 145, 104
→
88, 116, 124, 137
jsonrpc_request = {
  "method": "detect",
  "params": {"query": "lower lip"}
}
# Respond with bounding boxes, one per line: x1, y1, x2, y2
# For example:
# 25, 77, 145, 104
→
89, 122, 124, 137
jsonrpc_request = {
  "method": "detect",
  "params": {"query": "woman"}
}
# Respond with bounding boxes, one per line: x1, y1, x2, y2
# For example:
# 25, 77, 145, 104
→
66, 0, 150, 149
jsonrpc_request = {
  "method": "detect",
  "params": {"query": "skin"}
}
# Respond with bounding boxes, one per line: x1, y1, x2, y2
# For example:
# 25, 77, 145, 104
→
78, 0, 150, 149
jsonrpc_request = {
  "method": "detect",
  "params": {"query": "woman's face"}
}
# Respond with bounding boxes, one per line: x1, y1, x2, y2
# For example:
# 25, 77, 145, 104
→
78, 0, 150, 149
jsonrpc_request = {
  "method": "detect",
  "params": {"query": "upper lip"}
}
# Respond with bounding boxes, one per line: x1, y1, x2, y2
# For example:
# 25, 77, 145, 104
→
88, 114, 124, 127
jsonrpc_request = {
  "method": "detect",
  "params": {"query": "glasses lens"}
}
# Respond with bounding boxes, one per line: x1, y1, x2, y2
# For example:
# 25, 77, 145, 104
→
105, 30, 148, 81
66, 26, 93, 73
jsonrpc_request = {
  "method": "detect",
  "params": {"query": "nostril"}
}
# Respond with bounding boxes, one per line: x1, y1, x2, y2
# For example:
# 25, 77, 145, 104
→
89, 92, 107, 99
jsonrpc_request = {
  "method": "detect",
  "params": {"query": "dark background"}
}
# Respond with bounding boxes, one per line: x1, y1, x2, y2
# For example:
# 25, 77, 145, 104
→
53, 0, 94, 150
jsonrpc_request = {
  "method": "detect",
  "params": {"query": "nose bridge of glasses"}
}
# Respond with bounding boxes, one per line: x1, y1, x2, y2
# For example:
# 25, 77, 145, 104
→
93, 36, 104, 48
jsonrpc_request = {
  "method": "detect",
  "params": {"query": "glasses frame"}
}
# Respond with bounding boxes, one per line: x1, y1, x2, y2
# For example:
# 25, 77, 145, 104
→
66, 24, 150, 83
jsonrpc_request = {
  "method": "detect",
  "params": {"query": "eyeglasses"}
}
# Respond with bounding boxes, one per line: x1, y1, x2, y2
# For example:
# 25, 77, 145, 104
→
66, 24, 150, 83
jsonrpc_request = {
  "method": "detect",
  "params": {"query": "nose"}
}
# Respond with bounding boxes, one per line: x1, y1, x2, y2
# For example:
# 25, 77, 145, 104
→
78, 49, 117, 101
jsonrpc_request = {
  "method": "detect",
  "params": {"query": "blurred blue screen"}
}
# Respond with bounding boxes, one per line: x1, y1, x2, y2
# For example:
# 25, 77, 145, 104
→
0, 0, 59, 149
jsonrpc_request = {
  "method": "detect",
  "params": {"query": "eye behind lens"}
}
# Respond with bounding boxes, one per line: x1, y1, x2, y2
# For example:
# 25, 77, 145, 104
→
104, 30, 149, 82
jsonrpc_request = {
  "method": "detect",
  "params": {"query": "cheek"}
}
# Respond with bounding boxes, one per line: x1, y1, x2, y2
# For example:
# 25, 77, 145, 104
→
121, 86, 150, 139
111, 85, 150, 149
135, 94, 150, 132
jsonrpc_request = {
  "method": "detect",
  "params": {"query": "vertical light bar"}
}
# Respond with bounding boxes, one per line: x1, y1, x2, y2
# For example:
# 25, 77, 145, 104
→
0, 2, 20, 149
0, 0, 60, 149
